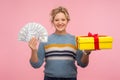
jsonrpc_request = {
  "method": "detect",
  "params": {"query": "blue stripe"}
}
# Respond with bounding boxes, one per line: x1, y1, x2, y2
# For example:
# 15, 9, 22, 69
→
45, 54, 76, 59
45, 50, 76, 56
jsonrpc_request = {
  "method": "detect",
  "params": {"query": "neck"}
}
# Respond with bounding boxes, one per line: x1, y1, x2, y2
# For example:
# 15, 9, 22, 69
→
55, 30, 67, 35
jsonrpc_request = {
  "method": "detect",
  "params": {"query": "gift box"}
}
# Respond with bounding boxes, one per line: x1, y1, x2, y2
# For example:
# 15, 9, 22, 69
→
76, 32, 113, 50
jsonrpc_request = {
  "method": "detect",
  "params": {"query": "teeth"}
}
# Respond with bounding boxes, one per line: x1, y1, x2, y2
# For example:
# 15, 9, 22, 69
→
18, 22, 48, 42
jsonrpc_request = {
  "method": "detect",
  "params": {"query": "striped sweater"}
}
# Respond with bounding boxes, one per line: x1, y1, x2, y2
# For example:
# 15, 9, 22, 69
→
30, 33, 87, 78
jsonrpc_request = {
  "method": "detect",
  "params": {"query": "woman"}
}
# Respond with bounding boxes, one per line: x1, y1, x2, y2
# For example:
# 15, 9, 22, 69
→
29, 6, 91, 80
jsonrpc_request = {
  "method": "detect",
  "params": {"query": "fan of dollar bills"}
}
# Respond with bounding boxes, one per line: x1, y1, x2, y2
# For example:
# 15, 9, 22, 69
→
18, 22, 48, 42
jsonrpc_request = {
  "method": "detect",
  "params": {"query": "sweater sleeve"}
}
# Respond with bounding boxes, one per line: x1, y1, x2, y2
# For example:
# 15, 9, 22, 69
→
30, 42, 45, 68
76, 49, 88, 67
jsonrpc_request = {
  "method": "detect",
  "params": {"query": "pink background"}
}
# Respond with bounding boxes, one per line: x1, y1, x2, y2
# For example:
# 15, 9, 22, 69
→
0, 0, 120, 80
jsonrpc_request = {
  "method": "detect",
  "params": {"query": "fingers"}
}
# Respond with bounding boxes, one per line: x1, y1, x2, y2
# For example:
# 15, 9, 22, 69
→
28, 37, 38, 50
84, 50, 92, 55
84, 50, 91, 52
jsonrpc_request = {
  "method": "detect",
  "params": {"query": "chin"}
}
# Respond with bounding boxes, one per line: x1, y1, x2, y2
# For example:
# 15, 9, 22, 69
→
57, 28, 65, 31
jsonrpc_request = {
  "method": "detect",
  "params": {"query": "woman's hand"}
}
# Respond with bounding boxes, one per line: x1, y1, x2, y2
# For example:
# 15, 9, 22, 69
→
28, 37, 38, 51
84, 50, 92, 55
28, 37, 39, 63
81, 50, 92, 65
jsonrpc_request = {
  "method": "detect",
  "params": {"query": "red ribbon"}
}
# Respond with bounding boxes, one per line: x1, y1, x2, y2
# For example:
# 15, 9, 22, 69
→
88, 32, 100, 50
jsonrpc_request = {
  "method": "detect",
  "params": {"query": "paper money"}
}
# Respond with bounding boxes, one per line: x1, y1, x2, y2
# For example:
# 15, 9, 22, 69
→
18, 22, 48, 42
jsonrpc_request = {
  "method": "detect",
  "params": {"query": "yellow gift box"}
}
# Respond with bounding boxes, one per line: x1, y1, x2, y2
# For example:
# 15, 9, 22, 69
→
76, 33, 113, 50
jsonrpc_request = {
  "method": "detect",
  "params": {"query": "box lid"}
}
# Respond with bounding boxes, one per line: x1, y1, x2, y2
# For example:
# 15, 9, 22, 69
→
77, 36, 113, 43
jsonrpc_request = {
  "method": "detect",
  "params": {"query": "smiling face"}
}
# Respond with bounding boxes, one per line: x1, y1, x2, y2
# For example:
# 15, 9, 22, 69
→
53, 12, 68, 34
50, 6, 70, 34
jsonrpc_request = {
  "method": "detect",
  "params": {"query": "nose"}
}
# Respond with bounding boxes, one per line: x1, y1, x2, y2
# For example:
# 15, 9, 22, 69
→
58, 21, 62, 25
